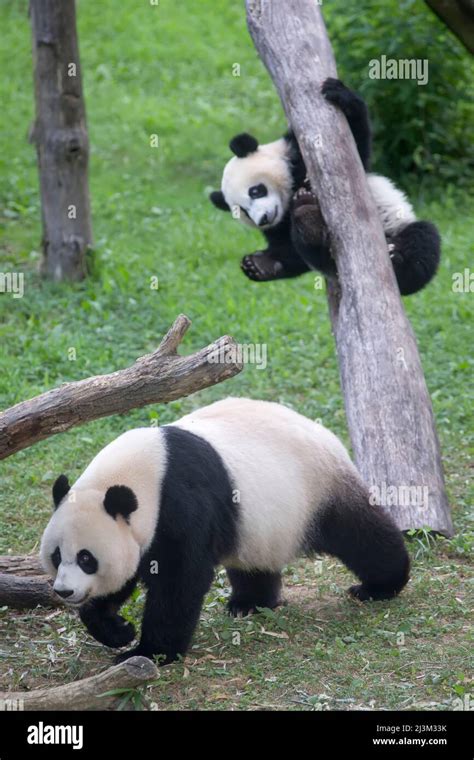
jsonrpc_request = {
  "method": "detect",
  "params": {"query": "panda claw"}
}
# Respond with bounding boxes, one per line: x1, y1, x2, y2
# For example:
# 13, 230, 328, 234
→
227, 600, 255, 617
348, 584, 398, 602
241, 254, 264, 281
321, 77, 348, 105
292, 187, 317, 211
295, 187, 313, 199
114, 645, 150, 664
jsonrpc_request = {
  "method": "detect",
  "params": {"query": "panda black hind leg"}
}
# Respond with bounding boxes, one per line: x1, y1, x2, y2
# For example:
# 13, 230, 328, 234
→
309, 479, 410, 601
226, 568, 283, 616
290, 188, 336, 276
389, 220, 441, 295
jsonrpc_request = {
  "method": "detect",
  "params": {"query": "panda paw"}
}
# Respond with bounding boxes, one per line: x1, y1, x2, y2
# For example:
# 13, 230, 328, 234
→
227, 597, 284, 617
348, 584, 373, 602
227, 599, 256, 617
241, 252, 284, 281
321, 77, 351, 108
102, 617, 136, 648
80, 607, 136, 648
291, 190, 327, 250
291, 186, 317, 211
115, 645, 179, 666
348, 584, 397, 602
387, 241, 404, 265
114, 645, 151, 664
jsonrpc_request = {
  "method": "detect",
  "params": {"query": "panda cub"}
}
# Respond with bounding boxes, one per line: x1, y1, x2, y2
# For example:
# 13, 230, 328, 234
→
210, 78, 440, 296
41, 397, 409, 665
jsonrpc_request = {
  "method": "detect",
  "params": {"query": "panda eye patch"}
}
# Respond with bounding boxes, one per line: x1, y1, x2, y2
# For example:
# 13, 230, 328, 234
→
51, 546, 61, 570
249, 183, 267, 199
77, 549, 98, 575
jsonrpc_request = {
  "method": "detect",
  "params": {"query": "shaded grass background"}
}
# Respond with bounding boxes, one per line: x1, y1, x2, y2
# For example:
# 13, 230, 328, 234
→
0, 0, 472, 709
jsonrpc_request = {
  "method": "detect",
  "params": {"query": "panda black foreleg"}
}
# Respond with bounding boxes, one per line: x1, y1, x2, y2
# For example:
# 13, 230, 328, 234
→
226, 568, 283, 616
79, 576, 137, 649
321, 78, 372, 170
388, 221, 441, 295
241, 246, 310, 282
310, 483, 410, 602
116, 558, 216, 665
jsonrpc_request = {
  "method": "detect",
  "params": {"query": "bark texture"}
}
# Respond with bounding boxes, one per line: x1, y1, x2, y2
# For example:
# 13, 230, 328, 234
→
0, 573, 59, 609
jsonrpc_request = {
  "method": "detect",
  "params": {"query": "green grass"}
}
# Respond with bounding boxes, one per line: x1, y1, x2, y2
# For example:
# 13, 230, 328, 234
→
0, 0, 472, 710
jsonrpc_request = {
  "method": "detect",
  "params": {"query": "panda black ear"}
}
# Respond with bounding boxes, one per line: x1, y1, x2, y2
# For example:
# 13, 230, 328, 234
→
104, 485, 138, 522
209, 190, 230, 212
52, 475, 70, 509
229, 133, 259, 158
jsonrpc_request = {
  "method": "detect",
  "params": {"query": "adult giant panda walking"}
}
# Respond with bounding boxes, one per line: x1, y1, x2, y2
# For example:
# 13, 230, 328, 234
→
41, 398, 409, 665
210, 78, 440, 296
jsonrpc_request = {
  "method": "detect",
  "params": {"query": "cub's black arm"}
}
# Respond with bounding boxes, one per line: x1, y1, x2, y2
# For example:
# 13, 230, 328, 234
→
322, 78, 372, 170
241, 246, 310, 282
240, 219, 310, 282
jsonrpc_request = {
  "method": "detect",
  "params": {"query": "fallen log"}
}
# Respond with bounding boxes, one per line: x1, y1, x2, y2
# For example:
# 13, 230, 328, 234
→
0, 573, 59, 609
0, 314, 242, 460
0, 555, 44, 576
0, 656, 158, 711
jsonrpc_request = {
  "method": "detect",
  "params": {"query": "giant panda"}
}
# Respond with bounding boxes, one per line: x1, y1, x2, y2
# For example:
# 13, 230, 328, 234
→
40, 397, 410, 665
209, 78, 440, 296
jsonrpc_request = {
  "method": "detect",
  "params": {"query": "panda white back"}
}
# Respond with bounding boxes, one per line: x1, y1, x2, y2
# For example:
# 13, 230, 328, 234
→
172, 397, 358, 571
367, 174, 416, 235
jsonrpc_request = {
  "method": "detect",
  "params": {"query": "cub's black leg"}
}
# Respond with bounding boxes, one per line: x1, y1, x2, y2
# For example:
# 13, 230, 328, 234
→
226, 568, 283, 616
322, 77, 372, 170
290, 188, 336, 276
388, 221, 441, 296
241, 247, 310, 282
79, 576, 137, 648
308, 481, 410, 601
116, 561, 215, 665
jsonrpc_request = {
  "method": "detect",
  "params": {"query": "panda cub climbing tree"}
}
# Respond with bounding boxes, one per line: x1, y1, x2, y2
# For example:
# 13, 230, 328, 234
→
41, 398, 409, 665
210, 78, 440, 296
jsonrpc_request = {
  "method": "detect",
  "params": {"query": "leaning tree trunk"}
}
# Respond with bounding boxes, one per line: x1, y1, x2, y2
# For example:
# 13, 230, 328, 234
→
425, 0, 474, 54
29, 0, 92, 281
246, 0, 452, 536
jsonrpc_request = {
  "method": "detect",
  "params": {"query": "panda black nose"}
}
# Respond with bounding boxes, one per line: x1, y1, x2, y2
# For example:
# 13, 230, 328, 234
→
55, 588, 74, 599
258, 214, 269, 227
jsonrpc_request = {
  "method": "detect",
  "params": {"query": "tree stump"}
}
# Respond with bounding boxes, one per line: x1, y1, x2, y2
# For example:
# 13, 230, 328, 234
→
29, 0, 93, 281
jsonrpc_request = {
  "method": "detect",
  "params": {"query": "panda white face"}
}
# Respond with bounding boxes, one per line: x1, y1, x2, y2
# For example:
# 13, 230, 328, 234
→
221, 138, 293, 230
40, 483, 141, 606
